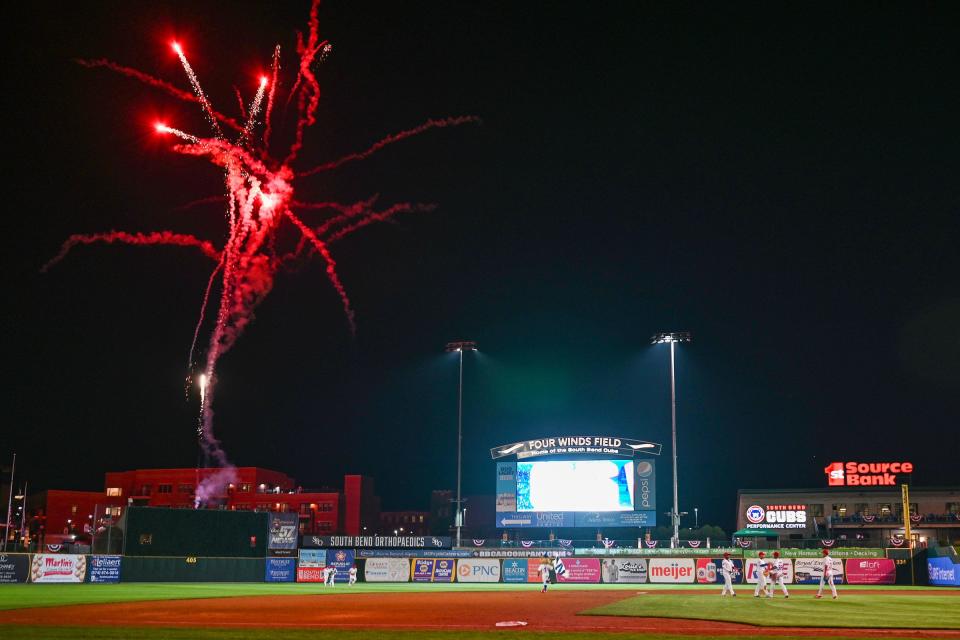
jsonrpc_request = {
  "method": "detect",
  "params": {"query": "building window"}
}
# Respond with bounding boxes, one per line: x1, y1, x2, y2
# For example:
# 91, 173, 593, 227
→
157, 484, 173, 494
853, 503, 869, 516
239, 483, 252, 493
947, 502, 960, 515
140, 484, 152, 496
809, 504, 824, 517
257, 484, 269, 494
419, 515, 425, 523
909, 503, 918, 515
300, 504, 312, 515
178, 484, 194, 494
879, 504, 892, 516
106, 487, 122, 497
832, 504, 846, 516
71, 505, 78, 514
318, 502, 333, 512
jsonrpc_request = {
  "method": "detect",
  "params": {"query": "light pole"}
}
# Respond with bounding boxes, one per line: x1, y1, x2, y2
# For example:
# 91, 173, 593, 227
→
3, 452, 15, 552
694, 507, 699, 529
446, 340, 477, 548
651, 331, 691, 549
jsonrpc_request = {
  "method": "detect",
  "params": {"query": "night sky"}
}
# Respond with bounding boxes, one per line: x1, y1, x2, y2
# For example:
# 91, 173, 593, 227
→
8, 1, 959, 533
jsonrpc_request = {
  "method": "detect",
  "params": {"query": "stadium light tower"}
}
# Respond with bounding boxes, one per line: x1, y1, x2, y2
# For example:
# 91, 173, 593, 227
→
651, 331, 692, 548
446, 340, 477, 548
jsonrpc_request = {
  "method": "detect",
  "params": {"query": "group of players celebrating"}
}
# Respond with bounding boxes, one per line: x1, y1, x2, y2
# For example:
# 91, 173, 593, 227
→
720, 548, 838, 599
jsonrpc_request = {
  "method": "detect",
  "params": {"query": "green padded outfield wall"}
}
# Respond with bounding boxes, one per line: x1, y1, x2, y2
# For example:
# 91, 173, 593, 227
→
121, 556, 267, 582
122, 507, 269, 557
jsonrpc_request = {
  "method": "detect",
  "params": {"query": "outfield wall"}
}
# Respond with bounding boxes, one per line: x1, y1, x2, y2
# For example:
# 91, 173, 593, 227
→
0, 548, 924, 585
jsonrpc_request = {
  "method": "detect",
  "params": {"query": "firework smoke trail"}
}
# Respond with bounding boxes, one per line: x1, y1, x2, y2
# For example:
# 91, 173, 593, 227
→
76, 59, 242, 133
47, 0, 478, 505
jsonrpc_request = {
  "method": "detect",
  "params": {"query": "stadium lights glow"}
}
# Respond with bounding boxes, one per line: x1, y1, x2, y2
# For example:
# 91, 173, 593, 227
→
445, 340, 477, 353
650, 331, 692, 344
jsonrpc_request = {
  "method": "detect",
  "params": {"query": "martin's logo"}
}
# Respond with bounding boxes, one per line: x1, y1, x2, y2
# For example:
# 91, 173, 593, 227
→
824, 462, 845, 486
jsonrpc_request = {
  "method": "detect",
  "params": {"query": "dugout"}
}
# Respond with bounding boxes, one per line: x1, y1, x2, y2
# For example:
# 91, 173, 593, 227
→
122, 506, 268, 557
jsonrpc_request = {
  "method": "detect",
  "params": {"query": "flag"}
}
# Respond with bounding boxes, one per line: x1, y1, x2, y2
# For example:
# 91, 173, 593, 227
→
553, 557, 566, 577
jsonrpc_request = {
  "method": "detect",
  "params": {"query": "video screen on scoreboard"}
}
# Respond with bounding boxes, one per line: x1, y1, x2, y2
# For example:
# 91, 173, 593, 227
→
516, 460, 634, 512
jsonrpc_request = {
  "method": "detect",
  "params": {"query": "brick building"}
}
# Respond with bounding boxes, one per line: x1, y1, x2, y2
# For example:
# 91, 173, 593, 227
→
27, 467, 379, 543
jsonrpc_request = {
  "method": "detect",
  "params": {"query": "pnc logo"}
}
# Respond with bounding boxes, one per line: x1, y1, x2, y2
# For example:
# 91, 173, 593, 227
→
746, 505, 765, 524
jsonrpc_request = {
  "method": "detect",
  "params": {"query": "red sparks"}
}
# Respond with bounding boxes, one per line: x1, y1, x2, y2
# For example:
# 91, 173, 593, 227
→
42, 231, 220, 272
48, 0, 477, 500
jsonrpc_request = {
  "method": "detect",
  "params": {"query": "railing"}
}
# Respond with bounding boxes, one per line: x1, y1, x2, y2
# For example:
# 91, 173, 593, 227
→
832, 513, 960, 525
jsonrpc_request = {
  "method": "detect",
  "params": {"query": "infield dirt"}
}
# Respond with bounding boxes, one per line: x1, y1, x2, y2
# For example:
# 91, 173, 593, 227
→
2, 590, 959, 637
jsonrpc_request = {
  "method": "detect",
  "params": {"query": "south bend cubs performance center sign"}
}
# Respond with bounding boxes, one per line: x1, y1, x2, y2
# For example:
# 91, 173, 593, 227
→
744, 504, 808, 530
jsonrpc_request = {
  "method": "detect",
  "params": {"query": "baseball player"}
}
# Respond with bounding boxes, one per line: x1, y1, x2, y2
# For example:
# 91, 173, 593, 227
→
348, 564, 357, 586
323, 564, 335, 586
720, 552, 737, 597
753, 551, 769, 597
815, 548, 838, 599
538, 558, 553, 592
770, 551, 789, 598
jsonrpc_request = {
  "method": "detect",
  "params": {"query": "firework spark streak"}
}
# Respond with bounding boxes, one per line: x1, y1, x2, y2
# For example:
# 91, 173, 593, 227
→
46, 0, 478, 505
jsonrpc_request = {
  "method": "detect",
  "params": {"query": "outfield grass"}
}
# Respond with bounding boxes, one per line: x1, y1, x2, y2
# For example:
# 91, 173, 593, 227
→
0, 628, 933, 640
0, 582, 946, 611
585, 593, 960, 629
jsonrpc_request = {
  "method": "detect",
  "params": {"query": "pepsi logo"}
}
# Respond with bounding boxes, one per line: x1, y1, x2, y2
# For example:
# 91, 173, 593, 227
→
636, 461, 654, 478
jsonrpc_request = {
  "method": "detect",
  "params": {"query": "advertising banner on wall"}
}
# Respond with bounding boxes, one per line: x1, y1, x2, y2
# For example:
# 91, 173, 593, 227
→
794, 558, 844, 584
364, 558, 411, 582
296, 566, 325, 582
602, 558, 647, 583
327, 549, 355, 582
31, 554, 86, 583
456, 558, 501, 583
927, 557, 960, 587
744, 558, 793, 584
268, 513, 299, 551
557, 558, 601, 583
302, 535, 450, 549
412, 558, 455, 582
501, 559, 530, 583
299, 549, 327, 567
88, 555, 122, 583
0, 554, 30, 583
265, 557, 297, 582
696, 558, 744, 584
745, 549, 883, 559
648, 558, 696, 583
845, 558, 895, 585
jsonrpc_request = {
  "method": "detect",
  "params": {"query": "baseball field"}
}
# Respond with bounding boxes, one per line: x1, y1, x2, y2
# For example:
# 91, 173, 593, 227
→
1, 583, 959, 640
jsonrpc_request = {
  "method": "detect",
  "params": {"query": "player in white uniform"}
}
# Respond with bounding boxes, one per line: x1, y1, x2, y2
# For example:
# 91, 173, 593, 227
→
815, 548, 838, 599
753, 551, 768, 597
538, 559, 553, 592
770, 551, 789, 598
323, 565, 336, 586
348, 564, 357, 585
720, 552, 737, 596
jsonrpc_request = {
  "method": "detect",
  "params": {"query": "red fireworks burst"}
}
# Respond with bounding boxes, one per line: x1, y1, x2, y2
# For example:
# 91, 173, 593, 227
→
44, 0, 477, 501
